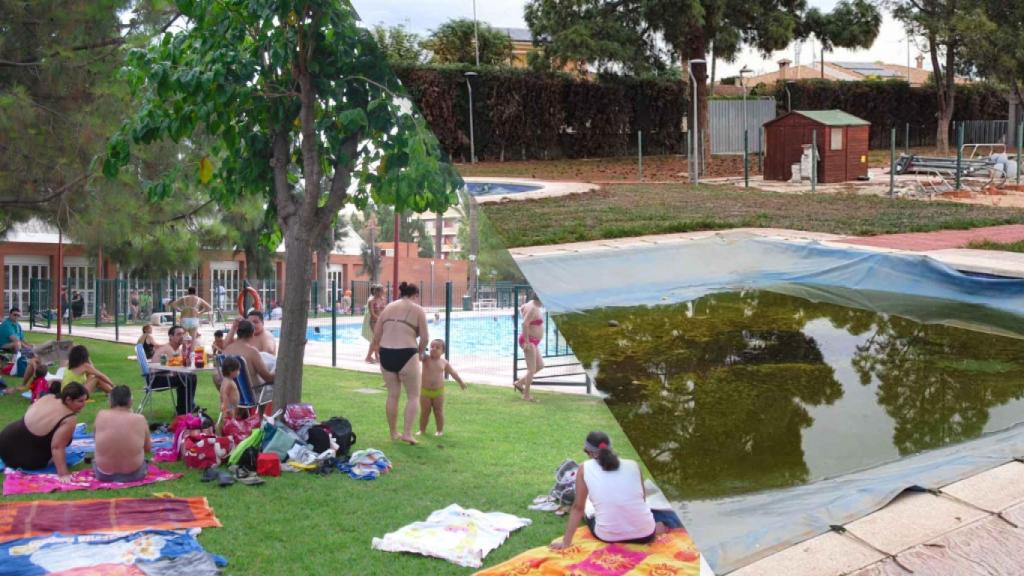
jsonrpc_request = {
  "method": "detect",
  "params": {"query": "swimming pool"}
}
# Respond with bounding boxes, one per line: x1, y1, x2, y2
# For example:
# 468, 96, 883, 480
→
556, 288, 1024, 501
466, 182, 543, 196
274, 314, 548, 360
513, 232, 1024, 573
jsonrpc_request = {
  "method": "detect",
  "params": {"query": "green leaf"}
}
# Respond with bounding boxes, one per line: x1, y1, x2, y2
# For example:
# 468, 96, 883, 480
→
199, 157, 214, 184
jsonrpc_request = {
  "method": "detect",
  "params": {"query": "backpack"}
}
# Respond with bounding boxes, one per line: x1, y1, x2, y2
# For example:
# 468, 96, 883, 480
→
322, 417, 357, 459
551, 459, 579, 506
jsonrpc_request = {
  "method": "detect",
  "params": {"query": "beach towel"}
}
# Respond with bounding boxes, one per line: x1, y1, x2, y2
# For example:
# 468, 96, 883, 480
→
0, 497, 221, 543
473, 527, 700, 576
372, 504, 531, 568
3, 464, 181, 496
338, 448, 391, 480
0, 529, 224, 576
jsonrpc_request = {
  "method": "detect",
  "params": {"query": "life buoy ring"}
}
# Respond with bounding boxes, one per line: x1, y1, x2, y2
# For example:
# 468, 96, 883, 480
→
237, 286, 261, 316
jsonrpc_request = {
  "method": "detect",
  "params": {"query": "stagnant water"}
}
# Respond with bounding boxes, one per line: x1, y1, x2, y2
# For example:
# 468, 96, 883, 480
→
554, 289, 1024, 501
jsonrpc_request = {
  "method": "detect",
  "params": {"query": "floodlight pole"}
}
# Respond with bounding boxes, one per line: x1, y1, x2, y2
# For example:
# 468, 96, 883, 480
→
688, 59, 705, 184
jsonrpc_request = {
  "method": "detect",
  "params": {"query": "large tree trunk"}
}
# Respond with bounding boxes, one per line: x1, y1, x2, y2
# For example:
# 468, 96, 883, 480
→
315, 229, 332, 312
274, 225, 314, 407
931, 36, 954, 152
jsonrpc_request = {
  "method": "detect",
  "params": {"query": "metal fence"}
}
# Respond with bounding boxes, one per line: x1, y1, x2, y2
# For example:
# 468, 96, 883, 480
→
709, 98, 776, 154
869, 120, 1010, 150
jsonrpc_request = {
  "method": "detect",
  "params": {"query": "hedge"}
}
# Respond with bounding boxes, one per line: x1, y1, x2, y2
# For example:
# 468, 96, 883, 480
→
393, 65, 689, 161
393, 65, 1010, 160
755, 79, 1008, 149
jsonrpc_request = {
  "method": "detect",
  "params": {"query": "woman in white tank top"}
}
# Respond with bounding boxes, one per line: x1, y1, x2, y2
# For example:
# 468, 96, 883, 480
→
550, 431, 664, 549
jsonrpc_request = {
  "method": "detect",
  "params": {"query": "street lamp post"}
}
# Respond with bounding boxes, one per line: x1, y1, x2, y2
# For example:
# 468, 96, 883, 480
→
430, 259, 435, 309
472, 0, 480, 67
785, 80, 795, 112
688, 59, 706, 184
465, 71, 478, 164
739, 65, 751, 141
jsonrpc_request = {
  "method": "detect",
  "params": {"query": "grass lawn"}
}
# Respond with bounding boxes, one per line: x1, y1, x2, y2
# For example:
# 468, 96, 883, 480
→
480, 183, 1024, 248
2, 334, 630, 575
967, 239, 1024, 253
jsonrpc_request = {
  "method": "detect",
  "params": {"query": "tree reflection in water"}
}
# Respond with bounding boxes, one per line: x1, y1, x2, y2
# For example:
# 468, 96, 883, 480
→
555, 290, 1024, 500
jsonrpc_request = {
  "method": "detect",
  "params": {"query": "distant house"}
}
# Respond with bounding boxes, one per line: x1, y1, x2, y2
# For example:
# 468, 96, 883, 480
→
743, 55, 967, 88
493, 26, 582, 75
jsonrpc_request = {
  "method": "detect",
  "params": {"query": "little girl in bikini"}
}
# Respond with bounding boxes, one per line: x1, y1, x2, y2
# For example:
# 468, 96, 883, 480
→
418, 339, 466, 437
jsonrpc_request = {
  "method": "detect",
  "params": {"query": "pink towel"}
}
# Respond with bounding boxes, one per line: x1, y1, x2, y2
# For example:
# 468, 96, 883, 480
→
3, 464, 181, 495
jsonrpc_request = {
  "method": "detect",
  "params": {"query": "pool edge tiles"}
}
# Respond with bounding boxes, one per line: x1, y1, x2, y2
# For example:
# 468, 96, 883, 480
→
464, 177, 597, 203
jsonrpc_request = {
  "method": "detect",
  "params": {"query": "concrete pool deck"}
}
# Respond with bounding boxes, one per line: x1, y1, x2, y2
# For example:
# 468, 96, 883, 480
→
25, 311, 589, 395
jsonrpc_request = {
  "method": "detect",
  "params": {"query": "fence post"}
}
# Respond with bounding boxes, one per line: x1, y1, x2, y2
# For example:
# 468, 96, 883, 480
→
743, 129, 749, 190
889, 127, 896, 197
444, 282, 452, 363
331, 280, 337, 367
1017, 122, 1022, 186
758, 126, 764, 173
170, 277, 177, 324
512, 285, 520, 385
350, 280, 356, 316
811, 130, 817, 193
114, 280, 120, 341
637, 130, 643, 181
67, 275, 72, 335
94, 277, 100, 327
955, 122, 964, 191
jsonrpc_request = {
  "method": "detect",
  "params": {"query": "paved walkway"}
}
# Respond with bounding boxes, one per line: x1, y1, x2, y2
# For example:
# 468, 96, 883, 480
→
839, 224, 1024, 251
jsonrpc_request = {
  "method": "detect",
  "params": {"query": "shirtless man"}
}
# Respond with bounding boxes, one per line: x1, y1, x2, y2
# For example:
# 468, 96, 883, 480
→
148, 325, 198, 415
168, 287, 212, 339
93, 385, 151, 482
222, 320, 275, 387
225, 309, 277, 371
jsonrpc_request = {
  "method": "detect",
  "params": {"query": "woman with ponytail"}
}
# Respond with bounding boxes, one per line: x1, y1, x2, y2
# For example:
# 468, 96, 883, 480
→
550, 431, 665, 549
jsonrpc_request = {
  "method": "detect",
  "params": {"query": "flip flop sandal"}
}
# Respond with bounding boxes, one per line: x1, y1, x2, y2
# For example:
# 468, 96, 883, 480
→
200, 467, 220, 483
513, 382, 524, 394
236, 474, 265, 486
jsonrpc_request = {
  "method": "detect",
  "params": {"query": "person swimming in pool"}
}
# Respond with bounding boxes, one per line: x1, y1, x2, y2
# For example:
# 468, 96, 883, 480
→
168, 286, 212, 339
418, 339, 466, 437
372, 282, 429, 445
513, 292, 545, 402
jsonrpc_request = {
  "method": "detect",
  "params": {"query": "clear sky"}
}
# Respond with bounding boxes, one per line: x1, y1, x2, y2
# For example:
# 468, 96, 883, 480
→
350, 0, 927, 78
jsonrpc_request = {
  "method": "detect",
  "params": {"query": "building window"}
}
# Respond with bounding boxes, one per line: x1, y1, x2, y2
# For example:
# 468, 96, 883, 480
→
831, 128, 843, 151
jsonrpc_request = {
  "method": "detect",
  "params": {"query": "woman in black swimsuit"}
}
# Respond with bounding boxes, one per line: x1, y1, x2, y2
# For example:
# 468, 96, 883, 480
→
0, 382, 89, 481
372, 282, 429, 445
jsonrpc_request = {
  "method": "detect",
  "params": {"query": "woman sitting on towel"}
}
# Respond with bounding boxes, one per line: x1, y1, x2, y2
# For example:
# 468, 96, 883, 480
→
0, 382, 89, 482
550, 431, 667, 549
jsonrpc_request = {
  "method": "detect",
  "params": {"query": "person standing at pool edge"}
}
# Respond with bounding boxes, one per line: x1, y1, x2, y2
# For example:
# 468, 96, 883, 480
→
363, 284, 386, 364
168, 287, 212, 340
514, 293, 545, 402
373, 282, 429, 445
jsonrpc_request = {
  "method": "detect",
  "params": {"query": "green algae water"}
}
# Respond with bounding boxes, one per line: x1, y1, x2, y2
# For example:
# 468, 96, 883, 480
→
555, 289, 1024, 501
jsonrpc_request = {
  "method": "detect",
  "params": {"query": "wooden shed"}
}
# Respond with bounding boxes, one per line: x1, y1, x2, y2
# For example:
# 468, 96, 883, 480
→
764, 110, 870, 183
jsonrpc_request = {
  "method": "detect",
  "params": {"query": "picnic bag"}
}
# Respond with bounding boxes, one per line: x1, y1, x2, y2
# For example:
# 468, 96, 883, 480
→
183, 431, 234, 469
284, 403, 317, 430
322, 417, 357, 459
551, 459, 579, 505
221, 411, 262, 446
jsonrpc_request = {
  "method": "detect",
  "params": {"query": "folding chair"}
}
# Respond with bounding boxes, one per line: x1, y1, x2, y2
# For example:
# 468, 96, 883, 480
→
134, 343, 177, 417
217, 354, 272, 417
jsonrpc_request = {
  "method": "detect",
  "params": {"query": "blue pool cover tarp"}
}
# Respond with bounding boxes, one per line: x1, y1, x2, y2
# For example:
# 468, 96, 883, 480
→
515, 233, 1024, 573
